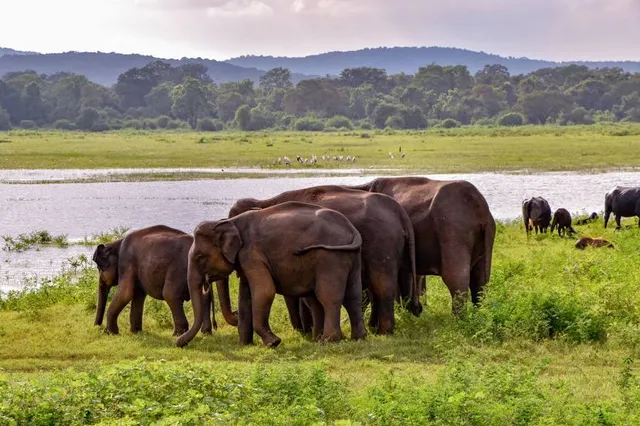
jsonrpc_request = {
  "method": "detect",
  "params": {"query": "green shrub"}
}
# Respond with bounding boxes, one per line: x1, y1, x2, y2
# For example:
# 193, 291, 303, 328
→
123, 119, 144, 130
0, 107, 11, 130
294, 117, 325, 131
76, 107, 99, 130
326, 115, 354, 130
91, 121, 111, 132
19, 120, 37, 129
53, 119, 75, 130
440, 118, 461, 128
144, 120, 158, 130
155, 115, 170, 129
498, 112, 525, 126
197, 117, 219, 131
385, 115, 405, 129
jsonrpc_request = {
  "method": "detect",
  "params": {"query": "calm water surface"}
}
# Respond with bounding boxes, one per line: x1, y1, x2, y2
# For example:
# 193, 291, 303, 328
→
2, 170, 639, 292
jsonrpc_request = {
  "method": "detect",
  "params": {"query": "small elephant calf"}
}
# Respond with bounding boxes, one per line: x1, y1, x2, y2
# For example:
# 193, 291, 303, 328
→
574, 236, 614, 250
574, 212, 598, 225
92, 225, 216, 336
550, 208, 576, 237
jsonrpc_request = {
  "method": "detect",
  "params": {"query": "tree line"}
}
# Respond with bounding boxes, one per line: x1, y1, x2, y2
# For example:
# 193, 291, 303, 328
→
1, 60, 640, 132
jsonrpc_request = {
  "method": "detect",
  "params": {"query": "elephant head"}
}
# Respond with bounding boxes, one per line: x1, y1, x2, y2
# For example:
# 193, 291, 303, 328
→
91, 241, 121, 326
176, 220, 242, 347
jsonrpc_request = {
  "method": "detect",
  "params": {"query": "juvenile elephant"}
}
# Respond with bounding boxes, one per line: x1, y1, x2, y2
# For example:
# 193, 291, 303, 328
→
92, 225, 216, 336
575, 236, 614, 249
349, 177, 496, 315
604, 186, 640, 229
523, 196, 551, 235
221, 185, 422, 335
550, 208, 576, 237
176, 201, 366, 348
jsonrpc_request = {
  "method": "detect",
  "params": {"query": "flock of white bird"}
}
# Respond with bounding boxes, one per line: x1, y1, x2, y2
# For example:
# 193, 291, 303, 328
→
273, 146, 407, 166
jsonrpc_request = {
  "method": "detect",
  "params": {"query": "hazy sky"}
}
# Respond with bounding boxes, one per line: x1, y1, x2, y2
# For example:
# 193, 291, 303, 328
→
2, 0, 639, 61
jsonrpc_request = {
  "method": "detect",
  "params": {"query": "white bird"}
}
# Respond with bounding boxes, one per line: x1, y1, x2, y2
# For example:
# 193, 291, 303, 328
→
346, 156, 352, 161
333, 156, 338, 160
311, 155, 318, 164
338, 155, 344, 161
303, 158, 308, 164
296, 155, 303, 163
388, 152, 394, 159
283, 156, 291, 166
351, 156, 356, 162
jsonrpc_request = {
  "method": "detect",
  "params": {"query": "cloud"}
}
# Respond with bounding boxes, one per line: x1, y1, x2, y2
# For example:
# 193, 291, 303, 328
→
1, 0, 639, 61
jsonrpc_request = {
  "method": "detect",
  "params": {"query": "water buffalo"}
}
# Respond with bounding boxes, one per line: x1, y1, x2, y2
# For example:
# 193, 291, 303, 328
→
604, 186, 640, 229
574, 212, 598, 226
522, 197, 551, 235
550, 208, 576, 237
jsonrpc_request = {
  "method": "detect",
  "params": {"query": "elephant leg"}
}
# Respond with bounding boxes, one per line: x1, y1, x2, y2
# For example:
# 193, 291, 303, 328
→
129, 286, 146, 334
284, 296, 305, 332
370, 275, 396, 335
165, 297, 189, 336
615, 215, 622, 229
367, 289, 379, 330
105, 271, 136, 334
314, 278, 345, 343
418, 275, 427, 295
299, 298, 313, 334
245, 270, 281, 347
441, 249, 471, 316
342, 278, 366, 341
237, 276, 254, 345
302, 296, 324, 340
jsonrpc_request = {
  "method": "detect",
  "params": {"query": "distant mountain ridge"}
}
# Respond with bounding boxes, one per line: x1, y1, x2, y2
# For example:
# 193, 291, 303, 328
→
226, 46, 640, 76
0, 50, 311, 86
2, 46, 640, 87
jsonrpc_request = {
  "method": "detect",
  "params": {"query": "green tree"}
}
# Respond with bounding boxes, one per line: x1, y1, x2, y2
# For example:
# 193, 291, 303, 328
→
145, 83, 174, 117
171, 77, 212, 129
0, 107, 11, 130
234, 105, 252, 130
518, 91, 573, 124
283, 79, 349, 117
259, 68, 293, 93
217, 92, 245, 122
76, 107, 100, 130
23, 82, 47, 123
339, 67, 388, 92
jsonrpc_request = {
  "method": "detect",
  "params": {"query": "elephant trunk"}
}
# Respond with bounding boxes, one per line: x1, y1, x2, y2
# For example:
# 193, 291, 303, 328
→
216, 277, 238, 326
94, 282, 109, 326
176, 259, 205, 347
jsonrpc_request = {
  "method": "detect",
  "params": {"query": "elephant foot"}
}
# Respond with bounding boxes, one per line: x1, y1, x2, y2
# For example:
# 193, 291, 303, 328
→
200, 325, 213, 335
104, 327, 119, 335
173, 328, 189, 337
351, 326, 367, 341
130, 327, 143, 334
322, 331, 344, 342
263, 336, 282, 348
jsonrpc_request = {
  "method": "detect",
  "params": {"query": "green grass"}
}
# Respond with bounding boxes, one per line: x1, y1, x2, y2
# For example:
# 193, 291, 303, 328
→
3, 219, 640, 424
3, 124, 640, 173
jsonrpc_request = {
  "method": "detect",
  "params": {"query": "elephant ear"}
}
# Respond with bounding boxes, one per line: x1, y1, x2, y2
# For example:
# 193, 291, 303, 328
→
217, 221, 242, 265
92, 244, 111, 270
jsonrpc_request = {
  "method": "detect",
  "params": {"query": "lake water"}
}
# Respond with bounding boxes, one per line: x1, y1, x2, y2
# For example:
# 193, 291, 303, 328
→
2, 169, 639, 292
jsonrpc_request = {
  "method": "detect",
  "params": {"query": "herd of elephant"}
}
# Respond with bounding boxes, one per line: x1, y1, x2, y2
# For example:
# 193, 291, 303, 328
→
91, 176, 640, 348
91, 176, 496, 348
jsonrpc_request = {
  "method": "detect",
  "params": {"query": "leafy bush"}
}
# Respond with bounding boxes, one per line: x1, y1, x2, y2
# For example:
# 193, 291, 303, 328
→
197, 117, 220, 131
19, 120, 36, 129
155, 115, 170, 129
498, 112, 524, 126
440, 118, 461, 128
0, 107, 11, 130
326, 115, 354, 130
53, 119, 75, 130
294, 117, 325, 131
123, 119, 144, 130
76, 107, 100, 130
385, 115, 405, 129
91, 121, 111, 132
234, 105, 252, 130
144, 120, 158, 130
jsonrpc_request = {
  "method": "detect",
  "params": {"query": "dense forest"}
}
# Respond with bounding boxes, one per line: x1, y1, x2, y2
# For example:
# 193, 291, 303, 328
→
1, 60, 640, 132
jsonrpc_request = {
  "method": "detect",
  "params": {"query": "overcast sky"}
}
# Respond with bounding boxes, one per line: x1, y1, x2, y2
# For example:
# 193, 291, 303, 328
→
2, 0, 639, 61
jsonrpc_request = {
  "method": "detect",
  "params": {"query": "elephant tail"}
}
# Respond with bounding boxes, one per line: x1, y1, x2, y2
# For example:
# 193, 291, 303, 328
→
472, 216, 496, 302
294, 232, 362, 255
400, 209, 422, 317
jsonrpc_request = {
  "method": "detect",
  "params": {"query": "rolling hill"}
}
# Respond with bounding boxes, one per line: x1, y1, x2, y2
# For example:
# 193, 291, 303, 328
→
0, 50, 310, 86
226, 46, 640, 76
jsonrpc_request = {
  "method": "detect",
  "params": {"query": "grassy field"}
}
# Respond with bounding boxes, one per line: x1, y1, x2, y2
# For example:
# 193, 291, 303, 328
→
2, 219, 640, 424
2, 124, 640, 174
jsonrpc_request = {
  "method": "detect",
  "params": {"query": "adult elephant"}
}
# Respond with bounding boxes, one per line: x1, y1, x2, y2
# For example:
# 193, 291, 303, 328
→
176, 201, 366, 348
522, 196, 551, 235
348, 176, 495, 314
604, 186, 640, 229
92, 225, 216, 336
218, 185, 422, 335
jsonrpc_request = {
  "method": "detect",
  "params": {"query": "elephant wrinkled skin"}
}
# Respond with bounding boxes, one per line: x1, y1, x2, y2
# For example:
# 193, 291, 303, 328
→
349, 176, 496, 314
176, 201, 366, 348
604, 186, 640, 229
224, 185, 422, 335
522, 196, 552, 235
92, 225, 216, 336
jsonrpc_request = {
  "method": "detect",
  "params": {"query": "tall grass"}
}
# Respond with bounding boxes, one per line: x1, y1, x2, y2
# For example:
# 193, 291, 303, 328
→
2, 219, 640, 423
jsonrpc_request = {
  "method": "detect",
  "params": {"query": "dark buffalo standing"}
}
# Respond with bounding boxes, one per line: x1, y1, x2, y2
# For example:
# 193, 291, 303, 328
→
604, 186, 640, 229
348, 176, 496, 314
522, 197, 551, 235
550, 208, 576, 237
